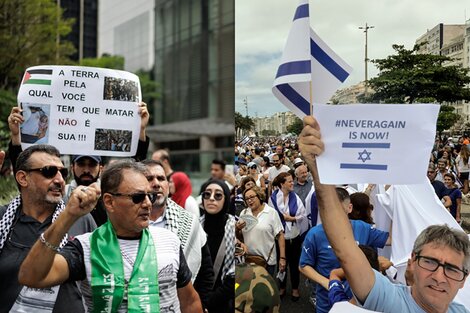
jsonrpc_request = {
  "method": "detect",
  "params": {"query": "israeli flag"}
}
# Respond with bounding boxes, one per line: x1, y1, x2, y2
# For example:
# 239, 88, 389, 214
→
272, 0, 353, 118
240, 135, 251, 145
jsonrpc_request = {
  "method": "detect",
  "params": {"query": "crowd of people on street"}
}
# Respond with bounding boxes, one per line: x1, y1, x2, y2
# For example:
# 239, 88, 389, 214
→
233, 126, 470, 313
1, 100, 470, 313
0, 103, 235, 313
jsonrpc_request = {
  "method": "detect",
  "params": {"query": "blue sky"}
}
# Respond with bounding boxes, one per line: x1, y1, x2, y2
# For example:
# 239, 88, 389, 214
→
235, 0, 470, 117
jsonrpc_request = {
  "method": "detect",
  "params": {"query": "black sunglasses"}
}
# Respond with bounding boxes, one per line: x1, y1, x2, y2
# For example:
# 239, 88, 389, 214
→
24, 166, 68, 179
109, 192, 157, 204
202, 191, 224, 201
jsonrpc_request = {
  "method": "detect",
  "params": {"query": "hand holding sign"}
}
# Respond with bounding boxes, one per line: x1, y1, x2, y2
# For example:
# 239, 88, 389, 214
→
8, 107, 24, 145
298, 115, 324, 166
17, 65, 143, 156
312, 103, 439, 185
138, 102, 149, 141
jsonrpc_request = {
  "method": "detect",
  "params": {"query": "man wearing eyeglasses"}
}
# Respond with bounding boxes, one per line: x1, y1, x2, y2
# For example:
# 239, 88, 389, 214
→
18, 160, 203, 313
0, 144, 96, 313
142, 159, 214, 311
298, 116, 470, 313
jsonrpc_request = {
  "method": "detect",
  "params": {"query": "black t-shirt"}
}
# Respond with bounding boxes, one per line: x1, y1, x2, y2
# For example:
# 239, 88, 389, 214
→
431, 179, 448, 199
0, 205, 90, 313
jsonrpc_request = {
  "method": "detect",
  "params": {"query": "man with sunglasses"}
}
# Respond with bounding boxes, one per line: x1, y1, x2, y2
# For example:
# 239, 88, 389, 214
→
19, 160, 203, 313
298, 116, 470, 313
8, 103, 151, 227
0, 144, 97, 313
142, 159, 215, 311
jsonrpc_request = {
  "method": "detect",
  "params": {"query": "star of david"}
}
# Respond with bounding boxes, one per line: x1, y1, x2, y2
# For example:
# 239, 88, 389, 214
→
358, 149, 372, 163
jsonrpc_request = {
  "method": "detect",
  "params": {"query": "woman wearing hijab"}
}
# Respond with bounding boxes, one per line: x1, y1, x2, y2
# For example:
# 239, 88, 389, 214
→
169, 171, 199, 217
200, 179, 235, 313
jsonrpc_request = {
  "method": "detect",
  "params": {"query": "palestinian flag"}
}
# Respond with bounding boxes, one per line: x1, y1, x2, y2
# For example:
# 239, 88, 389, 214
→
22, 69, 52, 85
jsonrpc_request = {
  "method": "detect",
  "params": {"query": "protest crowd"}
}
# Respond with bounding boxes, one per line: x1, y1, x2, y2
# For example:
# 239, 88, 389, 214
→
1, 99, 470, 313
233, 123, 470, 313
0, 103, 236, 313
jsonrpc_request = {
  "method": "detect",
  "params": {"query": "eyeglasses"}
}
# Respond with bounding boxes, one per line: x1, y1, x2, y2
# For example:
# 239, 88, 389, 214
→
109, 192, 157, 204
202, 191, 224, 201
244, 195, 258, 202
24, 166, 68, 179
249, 165, 257, 169
415, 254, 468, 281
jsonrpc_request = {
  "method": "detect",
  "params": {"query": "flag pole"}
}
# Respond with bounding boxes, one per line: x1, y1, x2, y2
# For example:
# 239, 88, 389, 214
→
310, 80, 313, 115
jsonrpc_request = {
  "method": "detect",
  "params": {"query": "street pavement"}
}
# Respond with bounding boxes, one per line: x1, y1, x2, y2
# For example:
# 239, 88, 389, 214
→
279, 274, 315, 313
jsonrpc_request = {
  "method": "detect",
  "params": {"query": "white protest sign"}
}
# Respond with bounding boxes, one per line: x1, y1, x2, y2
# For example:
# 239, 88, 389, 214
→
313, 103, 439, 184
17, 65, 142, 156
330, 302, 380, 312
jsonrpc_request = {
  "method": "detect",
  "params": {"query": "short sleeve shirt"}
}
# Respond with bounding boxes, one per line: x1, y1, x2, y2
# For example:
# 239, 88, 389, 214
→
60, 227, 191, 313
362, 270, 469, 313
300, 220, 389, 313
241, 204, 284, 265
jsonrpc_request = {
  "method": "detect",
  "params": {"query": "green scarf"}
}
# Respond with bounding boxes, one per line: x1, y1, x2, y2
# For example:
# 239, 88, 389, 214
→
90, 221, 159, 312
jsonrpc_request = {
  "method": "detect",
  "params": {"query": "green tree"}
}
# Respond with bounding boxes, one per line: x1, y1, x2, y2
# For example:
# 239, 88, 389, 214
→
436, 105, 459, 135
286, 117, 303, 135
235, 112, 244, 135
80, 55, 161, 125
80, 54, 125, 70
261, 129, 277, 137
235, 112, 255, 136
0, 89, 17, 150
0, 0, 75, 90
135, 70, 161, 109
368, 44, 470, 104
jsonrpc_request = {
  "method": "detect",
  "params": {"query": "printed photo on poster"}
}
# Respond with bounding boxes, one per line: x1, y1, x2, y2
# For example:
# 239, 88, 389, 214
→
103, 77, 139, 102
20, 103, 50, 144
17, 65, 142, 156
94, 128, 132, 152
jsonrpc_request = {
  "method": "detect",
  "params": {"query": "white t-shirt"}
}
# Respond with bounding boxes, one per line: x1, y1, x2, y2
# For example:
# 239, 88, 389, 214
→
267, 165, 290, 182
241, 204, 284, 265
21, 111, 41, 135
268, 190, 309, 239
456, 155, 470, 174
75, 227, 183, 313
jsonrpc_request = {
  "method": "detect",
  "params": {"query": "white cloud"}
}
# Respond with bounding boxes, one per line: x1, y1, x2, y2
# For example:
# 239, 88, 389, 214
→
236, 0, 470, 116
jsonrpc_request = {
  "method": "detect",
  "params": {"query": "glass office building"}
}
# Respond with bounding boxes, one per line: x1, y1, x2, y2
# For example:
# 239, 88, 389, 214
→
60, 0, 98, 61
150, 0, 234, 175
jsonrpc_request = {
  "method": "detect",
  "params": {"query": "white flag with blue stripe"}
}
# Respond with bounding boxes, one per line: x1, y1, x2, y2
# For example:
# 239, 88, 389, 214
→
272, 0, 353, 118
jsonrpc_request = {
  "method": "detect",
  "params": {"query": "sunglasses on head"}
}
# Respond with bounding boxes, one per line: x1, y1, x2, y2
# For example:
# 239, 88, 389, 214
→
109, 192, 157, 204
24, 166, 68, 179
202, 191, 224, 201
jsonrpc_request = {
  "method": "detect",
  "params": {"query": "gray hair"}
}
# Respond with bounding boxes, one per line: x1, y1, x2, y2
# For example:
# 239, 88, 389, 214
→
294, 164, 307, 177
413, 224, 470, 271
101, 160, 147, 194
